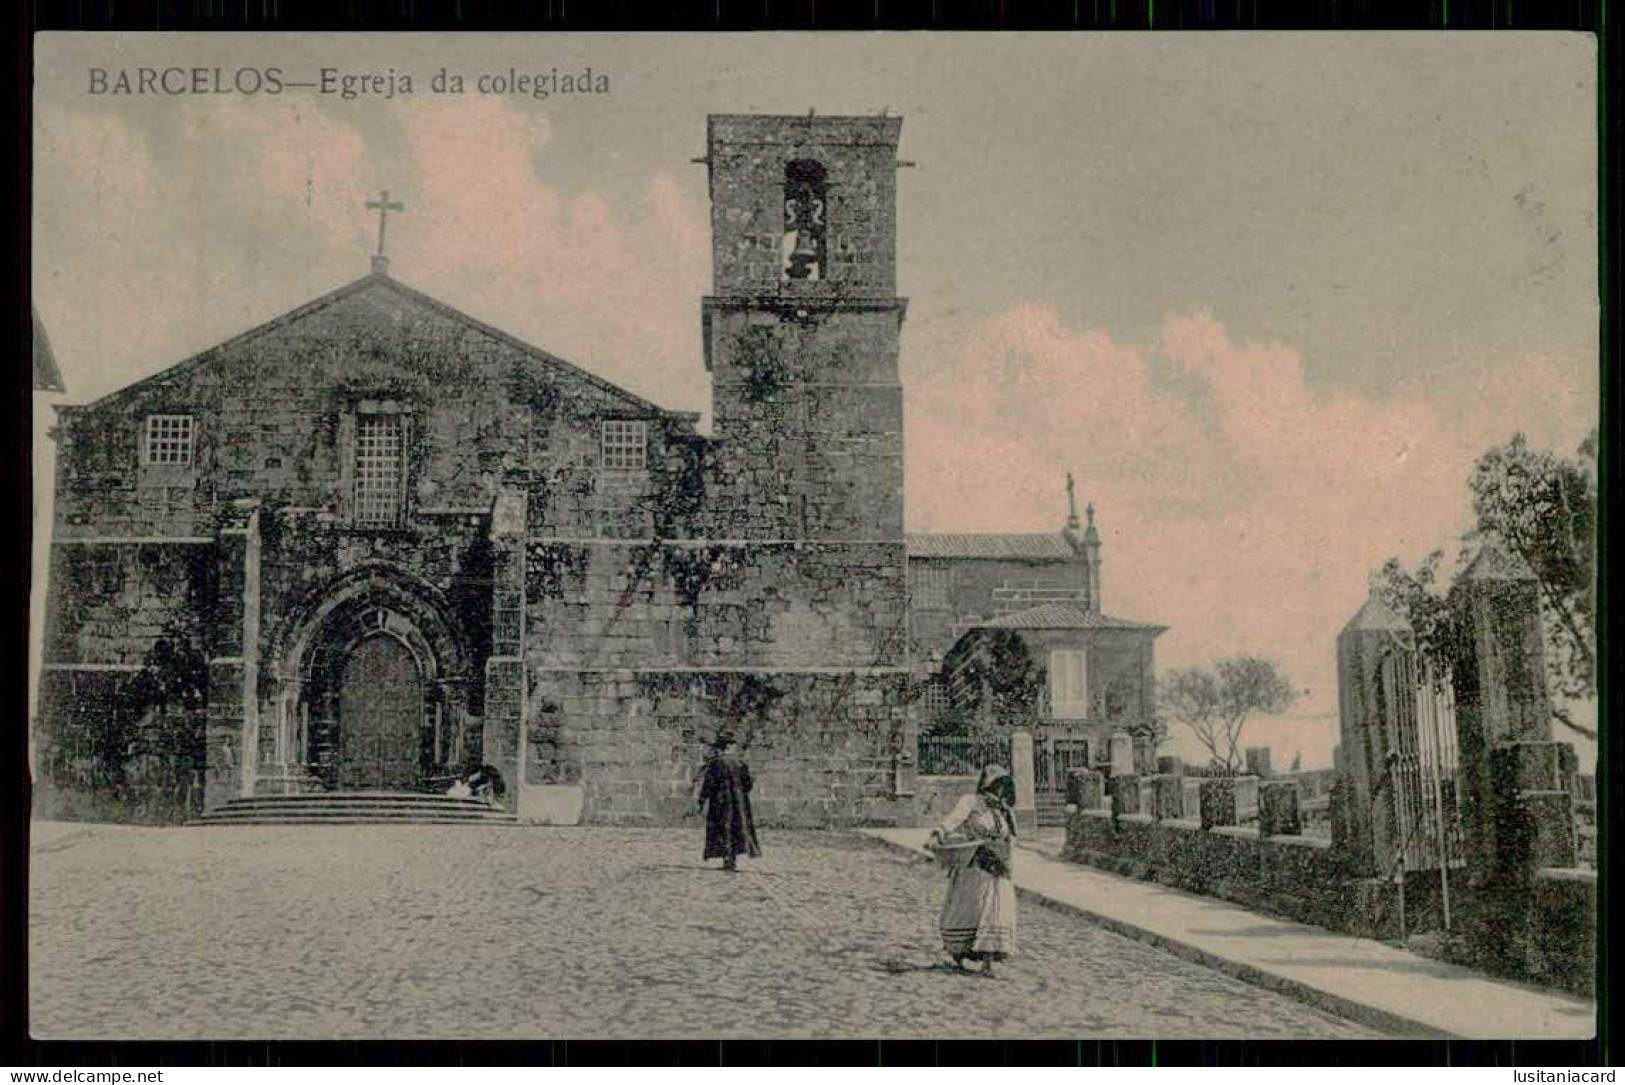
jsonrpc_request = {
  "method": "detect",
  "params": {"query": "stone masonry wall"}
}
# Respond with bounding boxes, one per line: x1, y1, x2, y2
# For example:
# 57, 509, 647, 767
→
528, 670, 908, 826
707, 114, 901, 297
908, 556, 1089, 669
52, 279, 695, 542
704, 307, 903, 541
523, 538, 908, 823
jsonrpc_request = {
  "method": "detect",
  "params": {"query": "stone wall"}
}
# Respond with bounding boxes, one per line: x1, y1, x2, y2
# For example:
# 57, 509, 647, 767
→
526, 669, 907, 826
706, 114, 901, 297
1063, 766, 1596, 995
522, 537, 909, 824
51, 278, 696, 543
703, 307, 904, 542
1065, 808, 1374, 933
42, 543, 213, 667
35, 542, 216, 823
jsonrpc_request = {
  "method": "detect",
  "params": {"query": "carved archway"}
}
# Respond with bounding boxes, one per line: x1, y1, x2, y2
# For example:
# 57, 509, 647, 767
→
262, 564, 478, 792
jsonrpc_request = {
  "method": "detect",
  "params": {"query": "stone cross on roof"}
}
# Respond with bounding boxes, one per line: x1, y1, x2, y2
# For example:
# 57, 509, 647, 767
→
365, 189, 404, 275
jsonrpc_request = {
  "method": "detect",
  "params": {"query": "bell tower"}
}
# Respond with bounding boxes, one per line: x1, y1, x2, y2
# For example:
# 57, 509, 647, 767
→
700, 113, 907, 542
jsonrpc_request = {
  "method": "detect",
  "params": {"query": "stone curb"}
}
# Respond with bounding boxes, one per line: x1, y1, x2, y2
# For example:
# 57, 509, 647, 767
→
858, 831, 1451, 1040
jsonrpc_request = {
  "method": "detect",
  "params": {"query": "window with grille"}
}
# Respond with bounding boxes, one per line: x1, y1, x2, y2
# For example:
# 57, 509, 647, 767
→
913, 564, 952, 610
354, 414, 405, 526
601, 420, 647, 471
143, 415, 194, 466
919, 679, 948, 721
1049, 648, 1089, 720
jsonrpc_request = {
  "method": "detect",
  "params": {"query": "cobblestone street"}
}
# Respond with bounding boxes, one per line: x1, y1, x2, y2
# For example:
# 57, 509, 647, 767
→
30, 822, 1377, 1040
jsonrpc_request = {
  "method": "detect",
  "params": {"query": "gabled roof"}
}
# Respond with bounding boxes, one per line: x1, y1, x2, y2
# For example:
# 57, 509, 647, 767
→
70, 272, 685, 420
33, 307, 64, 393
1458, 540, 1537, 583
906, 532, 1077, 561
972, 601, 1166, 634
1339, 592, 1413, 637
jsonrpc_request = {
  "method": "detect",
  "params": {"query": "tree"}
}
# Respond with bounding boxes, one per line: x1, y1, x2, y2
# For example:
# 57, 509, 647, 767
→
941, 630, 1043, 735
1467, 431, 1595, 735
1161, 656, 1298, 773
1371, 549, 1460, 680
1373, 431, 1596, 741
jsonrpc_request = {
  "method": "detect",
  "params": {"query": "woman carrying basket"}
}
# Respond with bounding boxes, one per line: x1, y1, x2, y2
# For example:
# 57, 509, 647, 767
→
928, 763, 1018, 977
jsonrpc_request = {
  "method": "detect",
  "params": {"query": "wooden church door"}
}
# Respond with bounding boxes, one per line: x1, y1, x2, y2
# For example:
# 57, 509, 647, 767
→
337, 634, 425, 790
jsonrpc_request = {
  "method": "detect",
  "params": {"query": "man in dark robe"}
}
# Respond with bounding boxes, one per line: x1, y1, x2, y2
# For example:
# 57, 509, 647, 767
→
695, 730, 761, 871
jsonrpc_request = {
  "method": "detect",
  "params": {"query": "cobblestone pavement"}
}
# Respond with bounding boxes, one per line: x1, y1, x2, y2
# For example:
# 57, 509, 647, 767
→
30, 821, 1378, 1040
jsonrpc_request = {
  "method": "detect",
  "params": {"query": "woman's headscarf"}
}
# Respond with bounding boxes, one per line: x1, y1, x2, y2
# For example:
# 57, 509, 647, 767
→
975, 764, 1017, 834
976, 764, 1013, 800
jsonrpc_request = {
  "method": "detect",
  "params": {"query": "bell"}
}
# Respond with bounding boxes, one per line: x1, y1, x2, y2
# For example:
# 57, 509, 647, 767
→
786, 231, 820, 280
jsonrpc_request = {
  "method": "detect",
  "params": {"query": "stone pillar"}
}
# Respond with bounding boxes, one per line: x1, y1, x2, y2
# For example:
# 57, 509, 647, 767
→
1259, 780, 1303, 836
1451, 544, 1563, 870
1334, 590, 1416, 876
1149, 774, 1184, 820
1108, 731, 1134, 776
1199, 777, 1241, 829
1181, 778, 1203, 820
1066, 767, 1104, 810
1009, 727, 1037, 832
1450, 542, 1580, 972
1110, 772, 1141, 817
204, 501, 260, 811
485, 487, 527, 816
1234, 775, 1260, 821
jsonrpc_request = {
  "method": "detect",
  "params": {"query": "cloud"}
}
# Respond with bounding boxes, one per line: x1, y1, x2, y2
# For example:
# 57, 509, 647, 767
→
905, 303, 1596, 765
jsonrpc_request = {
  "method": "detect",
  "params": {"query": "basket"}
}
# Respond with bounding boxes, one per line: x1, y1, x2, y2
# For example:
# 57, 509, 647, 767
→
927, 839, 981, 872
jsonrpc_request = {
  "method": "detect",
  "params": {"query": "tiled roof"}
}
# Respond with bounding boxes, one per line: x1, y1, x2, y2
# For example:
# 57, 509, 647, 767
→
906, 532, 1076, 561
973, 601, 1166, 633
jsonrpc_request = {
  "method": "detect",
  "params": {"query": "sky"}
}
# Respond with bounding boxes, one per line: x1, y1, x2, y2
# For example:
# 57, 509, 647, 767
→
31, 32, 1599, 769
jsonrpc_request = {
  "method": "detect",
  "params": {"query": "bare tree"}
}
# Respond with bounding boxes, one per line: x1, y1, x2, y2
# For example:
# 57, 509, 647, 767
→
1161, 656, 1297, 773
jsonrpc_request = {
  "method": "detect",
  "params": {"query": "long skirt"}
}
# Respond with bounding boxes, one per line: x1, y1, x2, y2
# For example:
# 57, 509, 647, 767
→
939, 864, 1017, 961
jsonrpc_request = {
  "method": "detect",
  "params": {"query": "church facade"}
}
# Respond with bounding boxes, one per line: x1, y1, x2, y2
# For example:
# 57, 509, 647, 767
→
36, 114, 914, 826
35, 111, 1163, 827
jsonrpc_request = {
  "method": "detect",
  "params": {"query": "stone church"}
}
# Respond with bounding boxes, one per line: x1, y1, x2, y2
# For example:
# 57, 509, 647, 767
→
35, 112, 1164, 827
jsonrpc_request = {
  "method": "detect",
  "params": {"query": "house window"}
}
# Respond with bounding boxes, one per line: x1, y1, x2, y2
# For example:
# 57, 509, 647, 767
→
1049, 648, 1089, 720
143, 415, 194, 466
601, 420, 648, 471
913, 564, 952, 610
354, 414, 405, 526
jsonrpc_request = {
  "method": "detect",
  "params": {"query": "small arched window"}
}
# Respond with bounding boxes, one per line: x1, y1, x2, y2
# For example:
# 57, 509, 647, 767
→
782, 159, 827, 282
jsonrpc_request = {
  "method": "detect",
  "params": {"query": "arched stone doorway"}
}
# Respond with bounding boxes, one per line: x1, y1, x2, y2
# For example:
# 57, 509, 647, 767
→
261, 565, 478, 794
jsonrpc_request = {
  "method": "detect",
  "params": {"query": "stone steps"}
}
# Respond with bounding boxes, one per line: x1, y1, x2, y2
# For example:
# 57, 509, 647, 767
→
193, 791, 518, 826
1035, 791, 1070, 828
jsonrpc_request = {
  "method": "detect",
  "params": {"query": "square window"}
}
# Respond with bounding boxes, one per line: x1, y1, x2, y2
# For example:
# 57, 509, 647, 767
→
354, 414, 405, 526
601, 420, 647, 471
144, 415, 194, 467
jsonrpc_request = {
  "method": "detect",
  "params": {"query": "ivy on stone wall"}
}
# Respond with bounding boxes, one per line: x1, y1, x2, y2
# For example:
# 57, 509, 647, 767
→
525, 542, 591, 601
733, 328, 791, 404
660, 545, 745, 612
